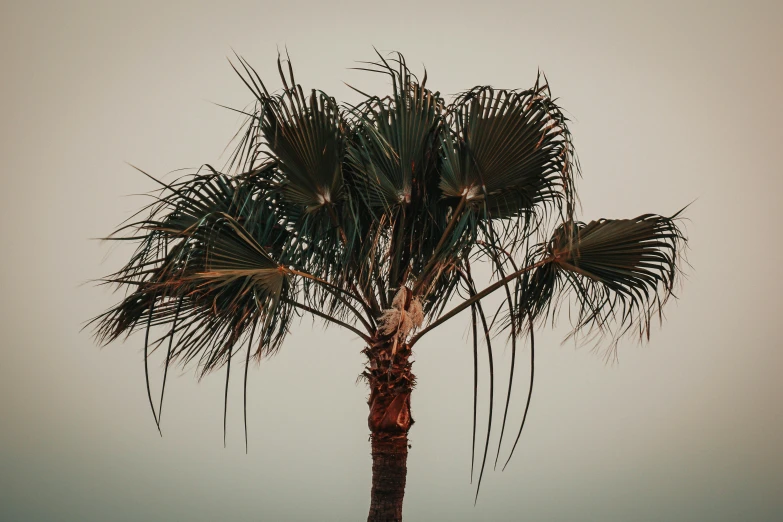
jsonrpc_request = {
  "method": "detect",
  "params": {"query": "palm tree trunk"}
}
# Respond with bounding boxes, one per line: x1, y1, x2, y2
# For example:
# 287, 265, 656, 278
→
364, 336, 414, 522
368, 432, 408, 521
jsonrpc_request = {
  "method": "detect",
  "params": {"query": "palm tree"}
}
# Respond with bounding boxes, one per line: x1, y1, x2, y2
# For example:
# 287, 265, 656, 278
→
92, 51, 687, 522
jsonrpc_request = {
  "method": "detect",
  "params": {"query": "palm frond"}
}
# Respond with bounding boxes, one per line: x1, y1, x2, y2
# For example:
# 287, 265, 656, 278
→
345, 51, 444, 211
94, 210, 293, 375
229, 53, 347, 213
537, 212, 686, 348
92, 165, 299, 379
440, 77, 576, 228
262, 87, 346, 211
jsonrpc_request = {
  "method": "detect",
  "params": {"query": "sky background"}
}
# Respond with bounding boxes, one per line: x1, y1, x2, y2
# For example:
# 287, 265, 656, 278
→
1, 1, 781, 520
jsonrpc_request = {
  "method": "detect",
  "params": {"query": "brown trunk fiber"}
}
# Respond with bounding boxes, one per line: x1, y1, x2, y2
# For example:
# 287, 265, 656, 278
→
368, 433, 408, 521
364, 336, 414, 522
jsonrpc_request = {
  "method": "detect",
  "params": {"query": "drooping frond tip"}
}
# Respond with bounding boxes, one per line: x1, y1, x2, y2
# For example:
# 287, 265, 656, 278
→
89, 167, 296, 378
518, 211, 688, 357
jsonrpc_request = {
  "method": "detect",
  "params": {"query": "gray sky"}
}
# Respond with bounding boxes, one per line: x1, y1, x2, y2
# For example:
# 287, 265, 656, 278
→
1, 1, 781, 520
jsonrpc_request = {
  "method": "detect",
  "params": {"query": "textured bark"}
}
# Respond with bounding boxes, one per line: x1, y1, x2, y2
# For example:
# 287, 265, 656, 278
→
364, 336, 415, 522
368, 433, 408, 522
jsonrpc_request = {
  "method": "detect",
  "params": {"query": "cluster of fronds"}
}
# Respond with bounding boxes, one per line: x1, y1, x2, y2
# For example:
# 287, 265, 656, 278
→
91, 50, 687, 494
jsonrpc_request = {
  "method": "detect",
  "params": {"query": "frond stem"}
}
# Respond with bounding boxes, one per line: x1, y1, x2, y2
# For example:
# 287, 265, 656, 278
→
409, 257, 553, 347
282, 298, 373, 344
413, 196, 467, 295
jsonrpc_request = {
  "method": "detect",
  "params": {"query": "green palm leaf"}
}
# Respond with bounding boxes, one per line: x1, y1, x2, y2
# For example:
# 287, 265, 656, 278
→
231, 54, 346, 213
92, 166, 296, 369
536, 212, 686, 345
440, 78, 576, 224
345, 52, 444, 212
261, 89, 345, 211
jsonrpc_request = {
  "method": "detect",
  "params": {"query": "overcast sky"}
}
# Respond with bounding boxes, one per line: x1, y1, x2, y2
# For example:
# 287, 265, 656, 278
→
1, 1, 781, 520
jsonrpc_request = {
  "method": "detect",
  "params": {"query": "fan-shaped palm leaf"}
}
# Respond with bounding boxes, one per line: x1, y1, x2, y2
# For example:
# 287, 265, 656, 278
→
525, 212, 686, 346
345, 51, 444, 211
231, 54, 346, 213
440, 78, 576, 226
